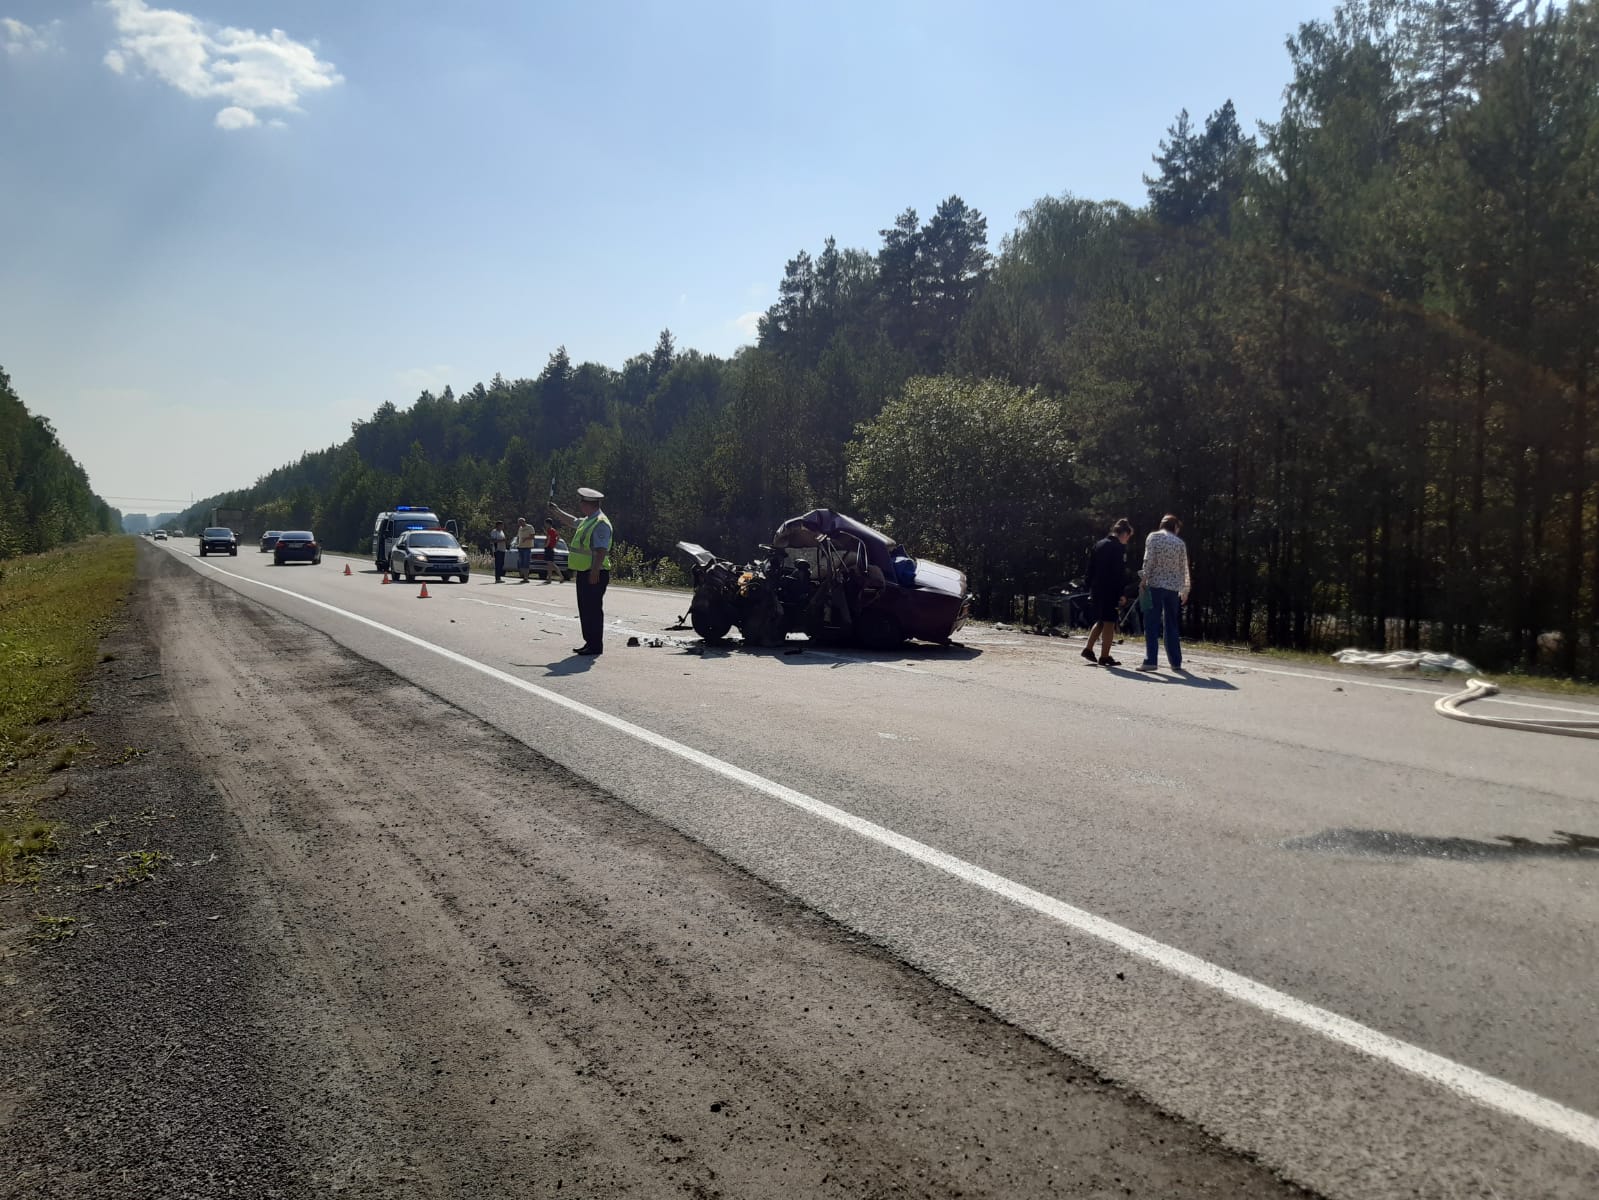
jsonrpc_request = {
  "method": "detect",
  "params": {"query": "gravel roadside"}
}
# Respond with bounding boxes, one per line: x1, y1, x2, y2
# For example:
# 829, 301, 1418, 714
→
1, 544, 1314, 1198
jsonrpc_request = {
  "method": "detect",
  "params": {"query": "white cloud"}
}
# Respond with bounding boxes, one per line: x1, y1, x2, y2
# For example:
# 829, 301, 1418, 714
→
102, 0, 341, 130
3, 16, 61, 55
214, 105, 256, 130
395, 366, 454, 395
731, 311, 763, 341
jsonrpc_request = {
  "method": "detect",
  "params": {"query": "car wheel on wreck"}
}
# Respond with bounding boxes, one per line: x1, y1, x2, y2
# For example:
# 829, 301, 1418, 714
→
740, 592, 787, 647
690, 588, 735, 642
857, 608, 905, 651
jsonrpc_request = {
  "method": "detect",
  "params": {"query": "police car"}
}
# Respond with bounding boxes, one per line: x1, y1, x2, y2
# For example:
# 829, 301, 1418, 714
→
372, 506, 442, 570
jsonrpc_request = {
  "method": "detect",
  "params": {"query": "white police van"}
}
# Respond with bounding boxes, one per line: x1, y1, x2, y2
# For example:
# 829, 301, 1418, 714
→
372, 506, 443, 570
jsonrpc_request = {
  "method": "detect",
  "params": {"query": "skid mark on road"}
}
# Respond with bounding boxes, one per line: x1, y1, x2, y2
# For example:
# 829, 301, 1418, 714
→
182, 552, 1599, 1155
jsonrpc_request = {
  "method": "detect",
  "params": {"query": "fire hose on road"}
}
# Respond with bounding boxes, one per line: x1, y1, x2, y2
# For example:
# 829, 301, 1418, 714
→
1435, 679, 1599, 740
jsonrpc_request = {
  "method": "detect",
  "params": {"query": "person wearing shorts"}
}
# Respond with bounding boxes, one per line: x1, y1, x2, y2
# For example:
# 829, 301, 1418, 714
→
542, 520, 560, 583
1082, 518, 1134, 666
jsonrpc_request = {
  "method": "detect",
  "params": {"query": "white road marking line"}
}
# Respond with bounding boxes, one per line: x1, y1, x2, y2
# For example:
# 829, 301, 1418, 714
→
182, 552, 1599, 1153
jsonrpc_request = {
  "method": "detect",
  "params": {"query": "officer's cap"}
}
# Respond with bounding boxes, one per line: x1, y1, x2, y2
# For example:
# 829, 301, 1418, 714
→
577, 487, 604, 501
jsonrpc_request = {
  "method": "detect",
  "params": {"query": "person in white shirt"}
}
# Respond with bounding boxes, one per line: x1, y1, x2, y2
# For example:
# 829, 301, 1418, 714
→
1137, 514, 1191, 672
514, 517, 537, 581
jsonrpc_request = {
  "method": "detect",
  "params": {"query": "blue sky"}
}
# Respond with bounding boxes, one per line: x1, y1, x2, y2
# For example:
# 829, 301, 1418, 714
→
1, 0, 1337, 514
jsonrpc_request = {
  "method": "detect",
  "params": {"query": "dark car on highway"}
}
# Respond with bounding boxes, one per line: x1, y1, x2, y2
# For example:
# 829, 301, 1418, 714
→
273, 531, 321, 566
199, 527, 237, 556
389, 530, 469, 582
260, 530, 282, 552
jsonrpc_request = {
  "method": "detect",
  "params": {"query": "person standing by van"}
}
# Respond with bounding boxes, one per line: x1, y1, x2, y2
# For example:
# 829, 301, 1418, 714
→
515, 517, 536, 581
542, 517, 561, 584
1137, 514, 1191, 672
489, 520, 508, 582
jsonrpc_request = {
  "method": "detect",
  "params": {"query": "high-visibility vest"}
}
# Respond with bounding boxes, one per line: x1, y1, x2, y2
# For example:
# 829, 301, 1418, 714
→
568, 511, 612, 572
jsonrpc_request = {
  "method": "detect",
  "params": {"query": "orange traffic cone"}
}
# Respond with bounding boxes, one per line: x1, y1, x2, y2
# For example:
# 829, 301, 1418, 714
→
343, 563, 352, 576
418, 581, 430, 599
381, 570, 391, 584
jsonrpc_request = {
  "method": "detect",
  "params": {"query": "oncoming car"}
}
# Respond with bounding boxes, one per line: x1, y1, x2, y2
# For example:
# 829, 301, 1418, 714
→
152, 529, 168, 541
260, 530, 282, 553
198, 527, 237, 556
273, 531, 321, 566
389, 530, 469, 583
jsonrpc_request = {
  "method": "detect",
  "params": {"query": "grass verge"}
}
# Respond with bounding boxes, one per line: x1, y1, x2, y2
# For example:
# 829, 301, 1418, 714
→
0, 536, 137, 884
1178, 639, 1599, 701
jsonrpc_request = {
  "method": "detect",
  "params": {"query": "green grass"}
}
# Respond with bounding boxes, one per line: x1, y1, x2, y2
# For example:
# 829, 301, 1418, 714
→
31, 914, 78, 942
0, 537, 137, 883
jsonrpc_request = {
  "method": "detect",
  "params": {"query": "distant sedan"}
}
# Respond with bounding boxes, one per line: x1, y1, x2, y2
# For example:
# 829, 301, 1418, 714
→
273, 531, 322, 566
260, 530, 282, 552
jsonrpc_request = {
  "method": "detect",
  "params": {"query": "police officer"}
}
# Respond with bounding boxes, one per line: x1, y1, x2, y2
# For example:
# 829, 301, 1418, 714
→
549, 486, 612, 656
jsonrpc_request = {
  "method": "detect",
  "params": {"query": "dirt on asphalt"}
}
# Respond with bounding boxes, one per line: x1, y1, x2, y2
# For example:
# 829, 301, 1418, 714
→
1, 546, 1314, 1198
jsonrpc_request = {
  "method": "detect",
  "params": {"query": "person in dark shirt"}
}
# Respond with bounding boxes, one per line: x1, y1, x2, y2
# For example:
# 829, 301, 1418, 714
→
1082, 518, 1134, 666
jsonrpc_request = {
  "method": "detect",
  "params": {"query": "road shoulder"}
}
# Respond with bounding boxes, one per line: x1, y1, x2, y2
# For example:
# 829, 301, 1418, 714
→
2, 543, 1313, 1198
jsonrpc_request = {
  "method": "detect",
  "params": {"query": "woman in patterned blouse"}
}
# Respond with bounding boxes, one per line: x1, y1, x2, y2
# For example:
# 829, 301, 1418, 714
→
1137, 515, 1191, 671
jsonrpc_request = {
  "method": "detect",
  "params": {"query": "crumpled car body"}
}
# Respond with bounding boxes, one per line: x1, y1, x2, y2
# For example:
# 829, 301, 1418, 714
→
678, 509, 970, 649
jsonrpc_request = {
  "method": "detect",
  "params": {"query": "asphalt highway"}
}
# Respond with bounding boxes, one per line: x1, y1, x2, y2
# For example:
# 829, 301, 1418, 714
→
156, 538, 1599, 1199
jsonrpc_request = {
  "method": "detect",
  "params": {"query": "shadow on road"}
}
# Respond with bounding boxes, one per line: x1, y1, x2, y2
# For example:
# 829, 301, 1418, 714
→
540, 655, 600, 677
1283, 828, 1599, 862
682, 638, 985, 667
1102, 665, 1238, 690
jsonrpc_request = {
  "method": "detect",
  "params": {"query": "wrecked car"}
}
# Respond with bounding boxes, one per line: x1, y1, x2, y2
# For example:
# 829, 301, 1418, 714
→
677, 509, 970, 649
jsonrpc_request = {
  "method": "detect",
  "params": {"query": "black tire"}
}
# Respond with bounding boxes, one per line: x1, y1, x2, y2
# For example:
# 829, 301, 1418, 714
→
230, 548, 237, 556
314, 556, 321, 565
199, 548, 207, 557
458, 574, 468, 583
739, 593, 786, 647
857, 608, 905, 651
690, 588, 735, 642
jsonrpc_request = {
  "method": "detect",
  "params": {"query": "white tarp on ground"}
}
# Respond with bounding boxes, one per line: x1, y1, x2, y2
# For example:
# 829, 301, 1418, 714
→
1332, 648, 1478, 674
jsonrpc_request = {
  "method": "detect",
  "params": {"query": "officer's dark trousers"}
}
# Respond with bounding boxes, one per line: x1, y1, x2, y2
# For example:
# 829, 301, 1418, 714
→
576, 569, 610, 650
492, 549, 505, 581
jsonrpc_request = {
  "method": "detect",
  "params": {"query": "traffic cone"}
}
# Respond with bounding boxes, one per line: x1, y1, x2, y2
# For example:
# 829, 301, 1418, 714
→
343, 563, 352, 576
381, 570, 391, 584
418, 582, 430, 599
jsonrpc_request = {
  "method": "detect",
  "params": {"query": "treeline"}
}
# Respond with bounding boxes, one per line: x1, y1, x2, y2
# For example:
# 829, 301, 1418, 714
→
0, 367, 121, 559
182, 0, 1599, 676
